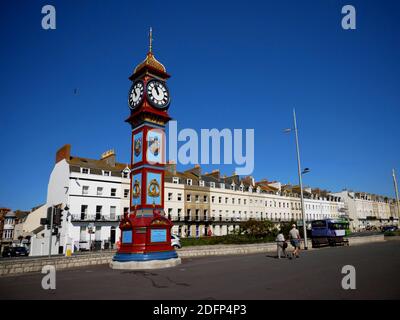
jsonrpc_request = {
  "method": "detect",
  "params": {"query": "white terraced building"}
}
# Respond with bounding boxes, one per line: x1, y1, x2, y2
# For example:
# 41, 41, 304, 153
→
29, 145, 130, 256
332, 190, 398, 231
164, 164, 346, 237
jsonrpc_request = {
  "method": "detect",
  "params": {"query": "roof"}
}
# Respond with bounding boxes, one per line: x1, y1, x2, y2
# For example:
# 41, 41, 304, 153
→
5, 211, 16, 218
134, 52, 166, 74
68, 156, 127, 173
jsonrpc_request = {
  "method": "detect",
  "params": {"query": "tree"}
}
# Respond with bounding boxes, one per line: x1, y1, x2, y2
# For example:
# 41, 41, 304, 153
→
240, 219, 277, 238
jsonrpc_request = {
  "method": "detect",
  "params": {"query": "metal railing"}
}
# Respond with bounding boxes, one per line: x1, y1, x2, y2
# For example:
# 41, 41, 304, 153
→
71, 214, 120, 222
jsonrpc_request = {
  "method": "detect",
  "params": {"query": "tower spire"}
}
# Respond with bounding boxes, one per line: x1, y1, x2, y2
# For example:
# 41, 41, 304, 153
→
149, 27, 153, 53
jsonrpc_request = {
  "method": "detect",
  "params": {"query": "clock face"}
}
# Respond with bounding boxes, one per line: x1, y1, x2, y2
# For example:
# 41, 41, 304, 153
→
128, 80, 144, 109
146, 79, 170, 109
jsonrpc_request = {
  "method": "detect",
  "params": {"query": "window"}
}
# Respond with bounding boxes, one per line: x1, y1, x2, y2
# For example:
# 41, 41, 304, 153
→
110, 206, 116, 220
196, 225, 200, 237
244, 199, 247, 205
173, 177, 179, 184
124, 189, 129, 198
199, 180, 205, 187
218, 197, 222, 204
177, 193, 182, 201
97, 187, 103, 196
231, 185, 235, 190
122, 171, 129, 178
195, 195, 199, 203
232, 198, 235, 204
195, 209, 200, 221
103, 170, 111, 176
203, 195, 208, 203
80, 205, 88, 220
187, 179, 192, 186
238, 198, 241, 205
187, 194, 191, 202
210, 182, 216, 188
220, 183, 225, 189
111, 188, 117, 197
81, 168, 89, 174
96, 206, 102, 220
168, 193, 173, 201
211, 196, 215, 203
123, 207, 129, 215
82, 186, 89, 195
225, 197, 228, 204
177, 208, 182, 221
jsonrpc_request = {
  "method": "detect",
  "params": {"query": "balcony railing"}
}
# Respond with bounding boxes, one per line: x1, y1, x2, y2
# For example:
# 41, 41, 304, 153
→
72, 214, 120, 222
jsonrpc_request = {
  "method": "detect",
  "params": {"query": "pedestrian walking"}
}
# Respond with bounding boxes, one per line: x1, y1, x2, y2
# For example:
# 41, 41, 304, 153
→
275, 230, 287, 259
289, 224, 301, 258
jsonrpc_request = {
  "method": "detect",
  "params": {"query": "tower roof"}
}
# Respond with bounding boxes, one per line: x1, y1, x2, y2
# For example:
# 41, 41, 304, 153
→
133, 27, 167, 74
133, 52, 166, 74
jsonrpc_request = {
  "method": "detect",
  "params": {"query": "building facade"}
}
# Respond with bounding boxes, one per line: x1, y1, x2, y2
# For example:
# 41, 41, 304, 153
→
164, 163, 346, 237
29, 145, 130, 256
332, 190, 398, 231
1, 211, 16, 248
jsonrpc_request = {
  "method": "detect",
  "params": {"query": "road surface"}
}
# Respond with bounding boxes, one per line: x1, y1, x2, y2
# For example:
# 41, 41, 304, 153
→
0, 241, 399, 300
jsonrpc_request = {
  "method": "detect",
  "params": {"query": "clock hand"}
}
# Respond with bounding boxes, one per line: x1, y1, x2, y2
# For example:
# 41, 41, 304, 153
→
155, 86, 160, 95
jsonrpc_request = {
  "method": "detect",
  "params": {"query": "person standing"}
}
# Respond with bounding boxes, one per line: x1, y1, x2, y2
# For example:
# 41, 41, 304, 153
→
275, 230, 287, 259
289, 224, 301, 258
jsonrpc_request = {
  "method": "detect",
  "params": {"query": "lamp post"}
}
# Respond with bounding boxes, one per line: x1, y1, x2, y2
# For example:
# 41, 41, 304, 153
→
393, 169, 400, 225
284, 109, 309, 250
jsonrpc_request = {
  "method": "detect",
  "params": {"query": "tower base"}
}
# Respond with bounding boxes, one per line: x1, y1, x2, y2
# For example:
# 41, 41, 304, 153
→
110, 250, 181, 270
110, 257, 181, 270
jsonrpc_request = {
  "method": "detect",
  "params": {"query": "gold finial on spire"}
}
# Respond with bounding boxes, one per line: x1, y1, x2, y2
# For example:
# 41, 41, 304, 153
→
149, 27, 153, 53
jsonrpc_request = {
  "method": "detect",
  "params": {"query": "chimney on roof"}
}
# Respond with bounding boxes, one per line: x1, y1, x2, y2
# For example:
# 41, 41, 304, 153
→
166, 161, 177, 174
56, 144, 71, 164
101, 149, 116, 167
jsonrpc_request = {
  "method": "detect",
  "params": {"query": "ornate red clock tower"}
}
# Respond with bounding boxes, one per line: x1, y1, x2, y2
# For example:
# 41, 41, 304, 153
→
111, 29, 181, 269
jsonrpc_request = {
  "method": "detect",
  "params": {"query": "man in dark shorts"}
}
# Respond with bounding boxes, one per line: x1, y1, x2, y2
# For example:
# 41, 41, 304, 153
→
289, 224, 301, 258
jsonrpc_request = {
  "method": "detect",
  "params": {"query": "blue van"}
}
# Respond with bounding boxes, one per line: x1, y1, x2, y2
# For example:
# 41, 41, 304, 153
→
311, 219, 349, 248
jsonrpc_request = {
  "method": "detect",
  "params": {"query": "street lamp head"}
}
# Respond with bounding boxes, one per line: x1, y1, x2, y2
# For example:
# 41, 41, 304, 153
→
302, 168, 310, 175
283, 128, 292, 133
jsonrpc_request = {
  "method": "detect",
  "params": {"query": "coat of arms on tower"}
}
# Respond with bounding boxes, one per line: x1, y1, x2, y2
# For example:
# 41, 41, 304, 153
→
148, 178, 160, 199
132, 179, 141, 198
134, 137, 142, 157
148, 136, 160, 156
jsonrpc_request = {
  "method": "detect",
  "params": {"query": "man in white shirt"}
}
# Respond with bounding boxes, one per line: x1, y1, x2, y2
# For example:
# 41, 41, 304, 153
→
289, 224, 301, 258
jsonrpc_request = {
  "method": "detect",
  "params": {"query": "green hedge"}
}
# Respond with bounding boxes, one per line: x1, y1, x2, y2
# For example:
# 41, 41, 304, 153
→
384, 230, 400, 237
181, 234, 276, 247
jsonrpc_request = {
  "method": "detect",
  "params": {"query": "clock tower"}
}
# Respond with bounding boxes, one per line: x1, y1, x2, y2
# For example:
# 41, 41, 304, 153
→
111, 29, 181, 269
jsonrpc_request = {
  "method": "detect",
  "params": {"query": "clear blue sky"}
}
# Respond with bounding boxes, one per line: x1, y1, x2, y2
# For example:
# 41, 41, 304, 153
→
0, 0, 399, 210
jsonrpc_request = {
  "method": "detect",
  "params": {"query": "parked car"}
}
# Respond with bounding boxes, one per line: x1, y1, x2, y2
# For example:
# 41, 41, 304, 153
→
382, 226, 398, 233
2, 246, 29, 257
171, 234, 181, 249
